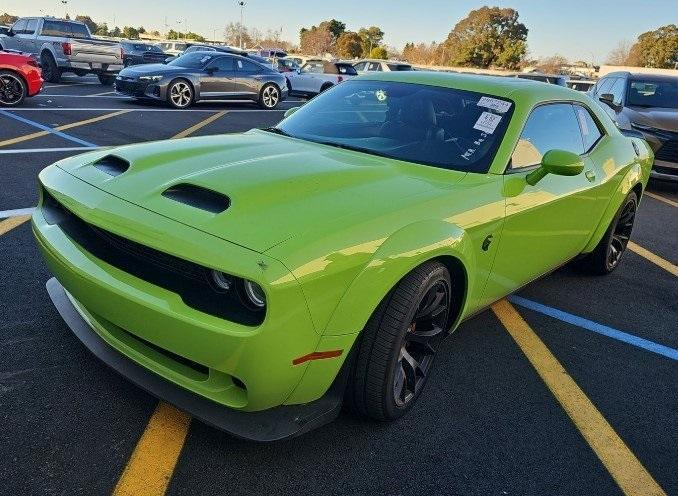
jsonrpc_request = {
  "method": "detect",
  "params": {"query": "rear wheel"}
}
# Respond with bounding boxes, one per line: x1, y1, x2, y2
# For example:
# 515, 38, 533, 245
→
40, 52, 61, 83
166, 79, 194, 109
346, 261, 451, 421
258, 83, 280, 109
98, 74, 115, 86
581, 191, 638, 274
0, 70, 27, 106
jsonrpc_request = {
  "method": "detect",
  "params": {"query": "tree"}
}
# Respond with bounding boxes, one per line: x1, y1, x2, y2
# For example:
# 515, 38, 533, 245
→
369, 46, 388, 59
318, 19, 346, 40
122, 26, 139, 39
0, 13, 18, 25
75, 15, 97, 34
628, 24, 677, 68
300, 25, 334, 55
335, 31, 362, 58
403, 42, 438, 65
358, 26, 384, 56
224, 22, 250, 47
606, 40, 633, 65
110, 26, 122, 38
94, 23, 110, 36
441, 6, 528, 69
535, 54, 568, 74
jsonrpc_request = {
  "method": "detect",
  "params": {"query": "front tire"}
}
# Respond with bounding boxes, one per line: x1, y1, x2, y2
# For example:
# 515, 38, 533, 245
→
346, 261, 451, 421
0, 70, 27, 106
258, 83, 280, 109
166, 79, 194, 109
40, 52, 61, 83
581, 191, 638, 274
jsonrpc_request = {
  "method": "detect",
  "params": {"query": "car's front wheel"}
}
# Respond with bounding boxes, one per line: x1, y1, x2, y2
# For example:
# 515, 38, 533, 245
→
167, 79, 194, 109
346, 261, 451, 421
581, 190, 638, 274
258, 83, 280, 109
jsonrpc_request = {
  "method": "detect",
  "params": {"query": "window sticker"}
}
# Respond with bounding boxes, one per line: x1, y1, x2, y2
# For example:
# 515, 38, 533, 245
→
473, 112, 502, 134
477, 96, 512, 113
375, 89, 387, 101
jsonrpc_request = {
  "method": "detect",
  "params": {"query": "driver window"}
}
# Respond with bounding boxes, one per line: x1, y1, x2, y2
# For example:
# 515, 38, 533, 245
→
511, 104, 585, 169
12, 19, 27, 34
213, 56, 234, 72
608, 78, 626, 106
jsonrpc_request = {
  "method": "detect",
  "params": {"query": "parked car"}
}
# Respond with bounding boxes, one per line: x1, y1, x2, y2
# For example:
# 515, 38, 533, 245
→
286, 60, 357, 96
591, 71, 678, 182
0, 50, 43, 106
566, 79, 595, 92
283, 55, 316, 66
115, 50, 287, 109
276, 58, 299, 73
34, 72, 652, 440
0, 17, 122, 84
514, 73, 568, 86
157, 40, 188, 56
353, 59, 413, 73
183, 44, 276, 70
120, 41, 168, 67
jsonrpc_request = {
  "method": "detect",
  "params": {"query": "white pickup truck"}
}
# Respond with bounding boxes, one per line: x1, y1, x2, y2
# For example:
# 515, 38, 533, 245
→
0, 17, 122, 84
285, 60, 357, 97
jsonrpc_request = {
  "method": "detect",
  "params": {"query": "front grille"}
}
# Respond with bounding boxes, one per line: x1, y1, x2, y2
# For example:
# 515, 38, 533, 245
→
42, 190, 264, 326
655, 140, 678, 164
114, 79, 149, 97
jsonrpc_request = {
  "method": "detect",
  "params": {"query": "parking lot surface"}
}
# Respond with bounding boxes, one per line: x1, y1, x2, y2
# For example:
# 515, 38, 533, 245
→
1, 76, 676, 496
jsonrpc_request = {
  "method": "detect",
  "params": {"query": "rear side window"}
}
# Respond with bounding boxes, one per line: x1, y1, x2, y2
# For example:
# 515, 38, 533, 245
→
388, 64, 412, 71
511, 103, 584, 169
41, 20, 89, 38
367, 62, 382, 71
574, 105, 603, 152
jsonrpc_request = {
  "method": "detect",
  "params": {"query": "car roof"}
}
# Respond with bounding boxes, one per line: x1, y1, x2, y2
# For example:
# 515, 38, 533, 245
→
357, 71, 583, 102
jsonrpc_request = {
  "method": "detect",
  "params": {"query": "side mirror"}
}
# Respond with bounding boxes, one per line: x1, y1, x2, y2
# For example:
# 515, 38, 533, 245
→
526, 149, 584, 185
284, 106, 300, 118
6, 29, 15, 37
599, 93, 619, 110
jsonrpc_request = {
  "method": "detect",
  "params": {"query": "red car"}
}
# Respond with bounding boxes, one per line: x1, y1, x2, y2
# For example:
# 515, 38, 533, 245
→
0, 51, 43, 106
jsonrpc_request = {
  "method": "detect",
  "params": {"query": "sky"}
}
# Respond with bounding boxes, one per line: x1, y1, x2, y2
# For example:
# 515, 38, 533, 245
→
2, 0, 676, 63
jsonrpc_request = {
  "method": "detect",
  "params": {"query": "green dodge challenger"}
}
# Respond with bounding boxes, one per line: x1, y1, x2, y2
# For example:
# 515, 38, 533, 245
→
33, 72, 652, 440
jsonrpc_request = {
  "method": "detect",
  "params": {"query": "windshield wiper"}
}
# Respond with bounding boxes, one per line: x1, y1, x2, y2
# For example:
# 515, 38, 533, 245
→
262, 127, 293, 137
312, 140, 393, 159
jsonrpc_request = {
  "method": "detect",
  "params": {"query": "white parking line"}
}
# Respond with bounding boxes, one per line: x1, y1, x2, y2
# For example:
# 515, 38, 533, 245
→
0, 207, 35, 218
9, 108, 223, 112
0, 146, 103, 155
32, 94, 132, 99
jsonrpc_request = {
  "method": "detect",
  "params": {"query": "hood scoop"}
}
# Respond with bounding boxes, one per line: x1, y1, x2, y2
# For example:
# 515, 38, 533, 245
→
162, 183, 231, 214
93, 155, 130, 177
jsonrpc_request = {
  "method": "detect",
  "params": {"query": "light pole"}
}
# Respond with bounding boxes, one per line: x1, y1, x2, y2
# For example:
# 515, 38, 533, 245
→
237, 1, 246, 49
61, 0, 68, 19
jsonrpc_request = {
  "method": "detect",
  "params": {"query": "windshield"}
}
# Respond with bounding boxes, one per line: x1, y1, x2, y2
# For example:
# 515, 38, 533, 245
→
627, 79, 678, 109
275, 80, 513, 173
168, 52, 215, 68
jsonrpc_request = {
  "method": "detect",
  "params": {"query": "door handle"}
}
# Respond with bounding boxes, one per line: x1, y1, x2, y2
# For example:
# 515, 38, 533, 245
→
585, 170, 596, 182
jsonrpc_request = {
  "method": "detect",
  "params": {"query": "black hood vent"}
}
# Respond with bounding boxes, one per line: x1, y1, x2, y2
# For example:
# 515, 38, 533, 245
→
93, 155, 130, 176
162, 183, 231, 214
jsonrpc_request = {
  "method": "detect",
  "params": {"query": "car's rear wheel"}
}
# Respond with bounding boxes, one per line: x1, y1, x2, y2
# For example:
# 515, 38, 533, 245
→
581, 191, 638, 274
346, 261, 451, 421
40, 52, 61, 83
167, 79, 193, 109
98, 74, 115, 86
0, 70, 27, 107
258, 83, 280, 109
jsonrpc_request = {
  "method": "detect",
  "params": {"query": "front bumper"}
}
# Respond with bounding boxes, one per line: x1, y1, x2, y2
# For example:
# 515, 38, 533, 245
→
114, 77, 162, 99
46, 277, 345, 441
33, 164, 352, 415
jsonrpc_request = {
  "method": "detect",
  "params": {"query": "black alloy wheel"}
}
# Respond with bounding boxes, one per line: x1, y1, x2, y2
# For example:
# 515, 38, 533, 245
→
0, 71, 27, 106
606, 196, 636, 271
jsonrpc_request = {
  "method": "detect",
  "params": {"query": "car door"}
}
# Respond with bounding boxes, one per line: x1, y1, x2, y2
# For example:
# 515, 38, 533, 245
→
486, 102, 607, 295
234, 58, 264, 96
20, 18, 38, 53
4, 19, 26, 51
200, 55, 235, 98
295, 61, 323, 93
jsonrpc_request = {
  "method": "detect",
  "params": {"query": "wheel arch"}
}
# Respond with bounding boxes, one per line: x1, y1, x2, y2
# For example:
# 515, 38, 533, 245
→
0, 67, 28, 88
323, 219, 474, 337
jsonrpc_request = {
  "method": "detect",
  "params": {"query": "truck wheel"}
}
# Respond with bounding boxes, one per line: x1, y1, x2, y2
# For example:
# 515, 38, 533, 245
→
40, 52, 61, 83
346, 261, 452, 421
98, 74, 116, 86
0, 70, 27, 106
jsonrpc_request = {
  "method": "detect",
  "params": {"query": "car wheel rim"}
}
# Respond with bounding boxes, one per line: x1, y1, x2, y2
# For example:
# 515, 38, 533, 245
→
607, 200, 636, 269
0, 73, 24, 105
262, 86, 279, 107
393, 280, 449, 407
170, 82, 191, 107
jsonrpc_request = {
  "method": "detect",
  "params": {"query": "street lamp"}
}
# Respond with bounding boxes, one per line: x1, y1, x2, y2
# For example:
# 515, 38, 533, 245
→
237, 1, 246, 49
60, 0, 68, 19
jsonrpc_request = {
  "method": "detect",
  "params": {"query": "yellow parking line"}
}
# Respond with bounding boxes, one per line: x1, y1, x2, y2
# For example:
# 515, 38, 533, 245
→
645, 191, 678, 208
0, 215, 31, 235
0, 109, 131, 147
492, 299, 666, 496
172, 111, 227, 139
628, 241, 678, 276
112, 402, 191, 496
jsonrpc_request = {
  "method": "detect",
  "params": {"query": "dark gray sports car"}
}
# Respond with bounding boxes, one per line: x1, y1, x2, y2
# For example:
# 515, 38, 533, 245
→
114, 51, 287, 109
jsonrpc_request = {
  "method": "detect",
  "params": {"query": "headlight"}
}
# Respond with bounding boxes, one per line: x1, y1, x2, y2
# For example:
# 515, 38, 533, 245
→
139, 75, 163, 82
243, 280, 266, 309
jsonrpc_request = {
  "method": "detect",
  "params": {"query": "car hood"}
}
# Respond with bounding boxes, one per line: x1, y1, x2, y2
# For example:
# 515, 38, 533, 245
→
55, 130, 464, 253
626, 106, 678, 133
118, 64, 190, 77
